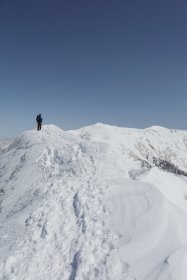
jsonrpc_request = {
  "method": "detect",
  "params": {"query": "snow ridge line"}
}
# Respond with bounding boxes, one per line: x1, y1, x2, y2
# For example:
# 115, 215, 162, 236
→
0, 129, 110, 280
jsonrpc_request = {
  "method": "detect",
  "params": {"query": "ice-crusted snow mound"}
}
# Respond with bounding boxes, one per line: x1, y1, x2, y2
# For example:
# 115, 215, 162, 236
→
0, 138, 12, 153
0, 125, 108, 280
0, 124, 187, 280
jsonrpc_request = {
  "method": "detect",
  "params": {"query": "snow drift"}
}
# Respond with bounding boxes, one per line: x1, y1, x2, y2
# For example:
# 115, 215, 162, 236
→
0, 139, 12, 153
0, 124, 187, 280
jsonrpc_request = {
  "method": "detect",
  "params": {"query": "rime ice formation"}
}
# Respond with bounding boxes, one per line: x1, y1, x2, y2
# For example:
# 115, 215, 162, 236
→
0, 124, 187, 280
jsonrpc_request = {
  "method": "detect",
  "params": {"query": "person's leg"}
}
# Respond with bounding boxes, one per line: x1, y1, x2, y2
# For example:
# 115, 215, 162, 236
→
37, 122, 39, 131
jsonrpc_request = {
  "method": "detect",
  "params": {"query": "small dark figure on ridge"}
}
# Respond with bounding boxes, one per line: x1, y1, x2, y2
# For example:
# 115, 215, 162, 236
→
36, 114, 43, 131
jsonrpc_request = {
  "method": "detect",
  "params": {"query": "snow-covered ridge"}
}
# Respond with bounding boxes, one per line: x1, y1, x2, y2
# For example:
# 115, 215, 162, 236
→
0, 124, 187, 280
70, 123, 187, 176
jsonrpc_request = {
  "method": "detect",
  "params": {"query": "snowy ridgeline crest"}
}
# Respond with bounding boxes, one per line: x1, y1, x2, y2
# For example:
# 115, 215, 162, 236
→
71, 123, 187, 178
0, 124, 187, 280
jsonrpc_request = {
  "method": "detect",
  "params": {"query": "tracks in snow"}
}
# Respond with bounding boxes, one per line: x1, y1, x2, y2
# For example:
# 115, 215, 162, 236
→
0, 134, 110, 280
38, 144, 110, 280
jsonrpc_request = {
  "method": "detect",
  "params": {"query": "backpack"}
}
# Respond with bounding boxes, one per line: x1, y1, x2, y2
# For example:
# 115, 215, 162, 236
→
36, 115, 42, 122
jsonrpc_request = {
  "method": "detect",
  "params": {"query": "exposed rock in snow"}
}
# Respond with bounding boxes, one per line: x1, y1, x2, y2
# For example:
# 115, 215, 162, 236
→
0, 124, 187, 280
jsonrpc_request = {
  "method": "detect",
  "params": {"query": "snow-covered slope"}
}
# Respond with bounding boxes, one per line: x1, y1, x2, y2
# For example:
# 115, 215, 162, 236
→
0, 124, 187, 280
0, 139, 12, 153
71, 123, 187, 214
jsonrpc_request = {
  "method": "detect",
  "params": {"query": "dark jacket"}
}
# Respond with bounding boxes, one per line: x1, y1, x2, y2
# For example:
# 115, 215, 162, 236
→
36, 115, 43, 123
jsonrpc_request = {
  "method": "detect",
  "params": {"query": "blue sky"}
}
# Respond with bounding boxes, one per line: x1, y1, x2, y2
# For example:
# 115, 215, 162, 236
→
0, 0, 187, 137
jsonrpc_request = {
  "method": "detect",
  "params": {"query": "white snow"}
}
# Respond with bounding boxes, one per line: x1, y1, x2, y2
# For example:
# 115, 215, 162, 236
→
0, 123, 187, 280
0, 139, 12, 153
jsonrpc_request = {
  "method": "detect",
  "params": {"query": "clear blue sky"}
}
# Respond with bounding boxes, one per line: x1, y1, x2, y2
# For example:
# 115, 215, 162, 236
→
0, 0, 187, 137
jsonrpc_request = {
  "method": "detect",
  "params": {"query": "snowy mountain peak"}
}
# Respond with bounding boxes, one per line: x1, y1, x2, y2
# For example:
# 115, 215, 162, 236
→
145, 125, 170, 131
9, 125, 62, 148
1, 124, 187, 280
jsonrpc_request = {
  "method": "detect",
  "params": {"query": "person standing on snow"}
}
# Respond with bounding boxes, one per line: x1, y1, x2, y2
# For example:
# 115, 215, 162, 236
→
36, 114, 43, 131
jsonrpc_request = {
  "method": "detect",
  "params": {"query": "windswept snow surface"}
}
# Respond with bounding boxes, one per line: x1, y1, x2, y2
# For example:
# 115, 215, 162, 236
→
0, 139, 12, 153
0, 124, 187, 280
